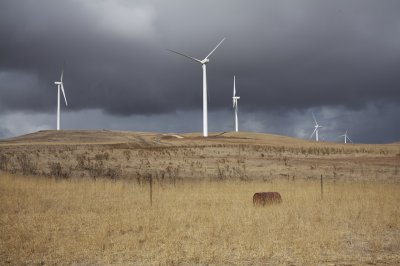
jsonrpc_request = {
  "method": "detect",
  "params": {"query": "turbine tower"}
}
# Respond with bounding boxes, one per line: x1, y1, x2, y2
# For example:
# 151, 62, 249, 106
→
54, 69, 68, 130
310, 112, 323, 141
339, 129, 353, 144
167, 38, 226, 137
232, 76, 240, 132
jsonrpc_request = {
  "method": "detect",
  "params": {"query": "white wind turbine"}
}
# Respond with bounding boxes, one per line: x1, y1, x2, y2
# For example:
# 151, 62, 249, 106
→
339, 129, 353, 144
167, 38, 226, 137
54, 69, 68, 130
232, 76, 240, 132
310, 112, 323, 141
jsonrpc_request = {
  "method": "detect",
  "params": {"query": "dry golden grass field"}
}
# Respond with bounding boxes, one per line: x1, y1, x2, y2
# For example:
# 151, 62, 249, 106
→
0, 130, 400, 264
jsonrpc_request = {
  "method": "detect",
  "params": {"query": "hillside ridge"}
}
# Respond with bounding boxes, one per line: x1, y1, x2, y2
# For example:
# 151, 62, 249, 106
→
1, 130, 399, 148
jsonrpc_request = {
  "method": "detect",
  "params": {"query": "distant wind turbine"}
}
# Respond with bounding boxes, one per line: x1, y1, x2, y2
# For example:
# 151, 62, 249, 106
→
339, 129, 353, 144
167, 38, 226, 137
54, 69, 68, 130
232, 76, 240, 132
310, 112, 323, 141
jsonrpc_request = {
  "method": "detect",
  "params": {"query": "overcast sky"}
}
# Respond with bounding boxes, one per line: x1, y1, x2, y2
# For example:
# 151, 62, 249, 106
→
0, 0, 399, 143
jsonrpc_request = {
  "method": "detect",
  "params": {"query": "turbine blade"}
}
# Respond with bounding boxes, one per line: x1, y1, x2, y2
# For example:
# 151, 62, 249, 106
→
310, 128, 317, 139
167, 49, 202, 63
61, 83, 68, 106
312, 111, 317, 124
205, 37, 226, 60
233, 75, 236, 97
347, 136, 353, 143
61, 60, 67, 81
60, 69, 64, 82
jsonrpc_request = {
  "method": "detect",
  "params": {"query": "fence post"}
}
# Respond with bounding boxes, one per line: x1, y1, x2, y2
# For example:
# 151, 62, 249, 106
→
149, 174, 153, 206
320, 174, 324, 199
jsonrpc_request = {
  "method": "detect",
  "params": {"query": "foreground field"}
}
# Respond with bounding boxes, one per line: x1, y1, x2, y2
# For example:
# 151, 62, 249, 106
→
1, 174, 399, 265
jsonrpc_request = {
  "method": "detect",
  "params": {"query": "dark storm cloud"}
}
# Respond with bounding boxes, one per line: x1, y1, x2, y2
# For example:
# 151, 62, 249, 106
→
0, 0, 399, 142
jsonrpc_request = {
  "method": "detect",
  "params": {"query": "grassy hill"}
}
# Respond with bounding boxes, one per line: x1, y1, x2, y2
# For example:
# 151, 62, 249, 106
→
0, 130, 399, 182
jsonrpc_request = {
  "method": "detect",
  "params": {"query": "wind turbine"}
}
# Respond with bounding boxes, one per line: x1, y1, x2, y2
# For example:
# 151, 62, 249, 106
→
232, 75, 240, 132
310, 112, 323, 141
167, 38, 226, 137
54, 69, 68, 130
339, 129, 353, 144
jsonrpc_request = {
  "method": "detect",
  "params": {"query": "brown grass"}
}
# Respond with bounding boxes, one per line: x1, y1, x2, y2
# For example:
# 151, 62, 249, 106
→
1, 131, 399, 182
1, 174, 399, 265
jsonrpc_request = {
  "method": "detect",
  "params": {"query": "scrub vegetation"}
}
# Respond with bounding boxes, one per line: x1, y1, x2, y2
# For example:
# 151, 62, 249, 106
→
0, 130, 399, 183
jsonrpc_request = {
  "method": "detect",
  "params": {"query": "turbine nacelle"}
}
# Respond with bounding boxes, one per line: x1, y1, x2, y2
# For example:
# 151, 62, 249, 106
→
232, 96, 240, 107
54, 81, 62, 85
200, 58, 210, 64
